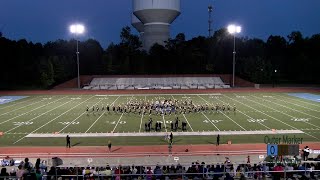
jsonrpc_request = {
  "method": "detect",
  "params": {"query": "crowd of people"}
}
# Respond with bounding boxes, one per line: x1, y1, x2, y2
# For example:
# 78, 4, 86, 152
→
86, 97, 236, 116
1, 157, 320, 180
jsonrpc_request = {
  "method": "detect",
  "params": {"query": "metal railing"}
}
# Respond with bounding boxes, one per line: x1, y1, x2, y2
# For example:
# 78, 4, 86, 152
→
1, 169, 319, 180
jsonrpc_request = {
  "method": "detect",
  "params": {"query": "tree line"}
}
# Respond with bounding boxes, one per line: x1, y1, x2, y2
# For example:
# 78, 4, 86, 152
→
0, 27, 319, 89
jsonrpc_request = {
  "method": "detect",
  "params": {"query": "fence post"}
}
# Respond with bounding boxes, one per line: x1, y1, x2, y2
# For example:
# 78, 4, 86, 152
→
305, 163, 307, 176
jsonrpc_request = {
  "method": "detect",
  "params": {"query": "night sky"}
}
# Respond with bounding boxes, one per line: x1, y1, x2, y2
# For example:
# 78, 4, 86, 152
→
1, 0, 319, 48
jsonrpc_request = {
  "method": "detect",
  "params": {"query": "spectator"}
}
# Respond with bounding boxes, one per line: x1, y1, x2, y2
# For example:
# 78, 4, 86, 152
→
208, 165, 215, 179
35, 169, 42, 180
146, 167, 153, 180
23, 158, 32, 170
0, 168, 9, 180
115, 165, 123, 180
272, 163, 284, 180
224, 173, 234, 180
108, 140, 112, 152
169, 165, 176, 179
35, 158, 41, 170
239, 174, 247, 180
16, 165, 25, 179
154, 165, 162, 179
131, 165, 138, 179
214, 164, 223, 179
303, 146, 310, 161
47, 166, 56, 180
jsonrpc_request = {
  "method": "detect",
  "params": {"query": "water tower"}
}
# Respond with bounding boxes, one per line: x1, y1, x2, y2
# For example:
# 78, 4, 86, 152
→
133, 0, 181, 50
131, 14, 145, 47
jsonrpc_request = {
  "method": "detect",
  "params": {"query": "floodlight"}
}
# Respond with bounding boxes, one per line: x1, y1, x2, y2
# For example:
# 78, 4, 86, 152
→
69, 24, 85, 34
228, 24, 241, 34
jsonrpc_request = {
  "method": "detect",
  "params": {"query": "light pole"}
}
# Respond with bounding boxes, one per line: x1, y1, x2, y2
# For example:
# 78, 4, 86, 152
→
273, 69, 277, 88
69, 24, 85, 89
227, 24, 241, 87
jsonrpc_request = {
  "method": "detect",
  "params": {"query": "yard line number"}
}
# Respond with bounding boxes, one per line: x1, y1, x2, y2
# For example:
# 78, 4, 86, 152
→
13, 122, 33, 126
247, 119, 267, 123
106, 121, 126, 125
291, 118, 309, 122
203, 120, 223, 124
58, 122, 80, 125
156, 121, 173, 124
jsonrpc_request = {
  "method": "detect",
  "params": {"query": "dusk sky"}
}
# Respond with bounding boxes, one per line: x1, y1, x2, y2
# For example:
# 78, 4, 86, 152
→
1, 0, 320, 48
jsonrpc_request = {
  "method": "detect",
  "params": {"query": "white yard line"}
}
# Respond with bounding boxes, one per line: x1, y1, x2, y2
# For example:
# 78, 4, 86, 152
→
201, 112, 220, 131
212, 95, 270, 130
85, 96, 120, 133
182, 114, 194, 132
197, 95, 245, 131
269, 95, 320, 112
0, 96, 41, 110
6, 97, 72, 133
253, 95, 320, 120
227, 94, 318, 140
112, 113, 124, 132
0, 97, 67, 125
111, 96, 120, 106
229, 94, 297, 129
85, 113, 105, 133
111, 96, 134, 133
139, 113, 144, 133
60, 98, 104, 133
162, 115, 168, 132
13, 96, 94, 144
59, 111, 87, 133
251, 95, 320, 129
218, 111, 247, 131
277, 94, 320, 108
0, 98, 48, 116
171, 94, 195, 132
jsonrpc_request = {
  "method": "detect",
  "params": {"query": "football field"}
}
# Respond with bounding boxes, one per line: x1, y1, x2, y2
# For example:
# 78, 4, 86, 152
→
0, 92, 319, 146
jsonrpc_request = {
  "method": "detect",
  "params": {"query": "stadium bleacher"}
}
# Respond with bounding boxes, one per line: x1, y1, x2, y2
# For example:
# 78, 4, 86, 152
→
83, 77, 229, 90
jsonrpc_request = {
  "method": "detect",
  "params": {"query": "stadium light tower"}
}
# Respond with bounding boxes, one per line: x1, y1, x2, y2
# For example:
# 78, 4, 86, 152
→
69, 24, 85, 89
227, 24, 241, 87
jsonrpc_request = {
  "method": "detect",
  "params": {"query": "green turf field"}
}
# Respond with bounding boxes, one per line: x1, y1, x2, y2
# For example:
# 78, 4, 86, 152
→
0, 92, 319, 146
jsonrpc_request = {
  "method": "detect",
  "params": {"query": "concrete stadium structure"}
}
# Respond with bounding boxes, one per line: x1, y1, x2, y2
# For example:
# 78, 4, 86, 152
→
131, 14, 145, 47
132, 0, 181, 50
